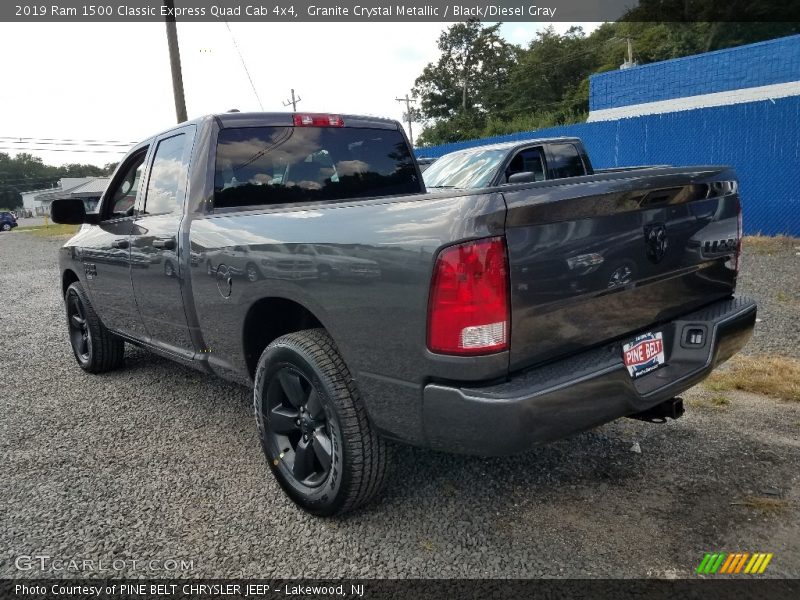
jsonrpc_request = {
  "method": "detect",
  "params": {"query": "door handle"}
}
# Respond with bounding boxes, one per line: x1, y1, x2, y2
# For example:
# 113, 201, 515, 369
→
153, 237, 176, 250
111, 239, 129, 249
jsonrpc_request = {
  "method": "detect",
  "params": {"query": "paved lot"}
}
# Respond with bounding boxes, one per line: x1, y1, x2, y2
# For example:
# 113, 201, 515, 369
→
0, 231, 798, 579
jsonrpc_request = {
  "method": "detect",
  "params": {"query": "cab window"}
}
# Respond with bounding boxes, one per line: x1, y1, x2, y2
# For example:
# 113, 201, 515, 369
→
105, 149, 148, 220
214, 126, 420, 209
143, 133, 189, 215
505, 147, 546, 183
548, 144, 586, 179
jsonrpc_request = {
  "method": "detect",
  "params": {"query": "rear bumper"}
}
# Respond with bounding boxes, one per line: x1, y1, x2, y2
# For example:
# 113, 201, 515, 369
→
422, 295, 756, 456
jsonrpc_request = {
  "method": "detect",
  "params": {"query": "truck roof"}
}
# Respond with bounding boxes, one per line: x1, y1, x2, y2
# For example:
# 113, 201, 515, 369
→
437, 137, 583, 154
217, 111, 400, 128
133, 112, 404, 148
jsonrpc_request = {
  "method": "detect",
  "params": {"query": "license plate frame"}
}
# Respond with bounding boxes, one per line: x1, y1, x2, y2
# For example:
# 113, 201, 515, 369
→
623, 331, 666, 379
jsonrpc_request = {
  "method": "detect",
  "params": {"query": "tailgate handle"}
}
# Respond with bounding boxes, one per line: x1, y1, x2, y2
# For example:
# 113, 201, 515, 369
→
153, 237, 176, 250
111, 239, 129, 249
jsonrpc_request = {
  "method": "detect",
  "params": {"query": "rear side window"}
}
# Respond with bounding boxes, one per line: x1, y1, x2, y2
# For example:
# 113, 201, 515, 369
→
214, 126, 420, 209
144, 133, 189, 215
548, 144, 586, 179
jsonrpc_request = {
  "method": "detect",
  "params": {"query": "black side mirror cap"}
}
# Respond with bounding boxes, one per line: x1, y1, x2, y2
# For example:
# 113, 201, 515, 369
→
507, 171, 539, 184
51, 198, 98, 225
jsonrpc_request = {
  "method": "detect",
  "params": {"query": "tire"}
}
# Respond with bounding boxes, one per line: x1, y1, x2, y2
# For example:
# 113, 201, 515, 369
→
254, 329, 388, 516
1, 223, 10, 231
65, 282, 125, 373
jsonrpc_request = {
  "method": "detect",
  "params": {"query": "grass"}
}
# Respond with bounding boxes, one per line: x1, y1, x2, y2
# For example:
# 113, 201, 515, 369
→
705, 355, 800, 402
15, 223, 79, 238
687, 392, 731, 409
775, 290, 799, 307
731, 497, 790, 512
419, 540, 436, 552
709, 394, 730, 407
742, 235, 798, 255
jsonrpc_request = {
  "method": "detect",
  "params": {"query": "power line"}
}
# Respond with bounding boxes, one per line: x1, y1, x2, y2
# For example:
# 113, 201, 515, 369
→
225, 21, 264, 110
0, 176, 63, 184
0, 136, 138, 145
0, 146, 127, 154
1, 139, 134, 148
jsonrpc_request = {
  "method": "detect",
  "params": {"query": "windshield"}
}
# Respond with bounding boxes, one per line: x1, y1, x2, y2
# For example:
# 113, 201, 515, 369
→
422, 148, 507, 189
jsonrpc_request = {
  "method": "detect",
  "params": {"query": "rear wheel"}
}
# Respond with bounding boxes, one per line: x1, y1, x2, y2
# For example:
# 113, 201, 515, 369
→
1, 223, 10, 231
254, 329, 388, 516
65, 282, 125, 373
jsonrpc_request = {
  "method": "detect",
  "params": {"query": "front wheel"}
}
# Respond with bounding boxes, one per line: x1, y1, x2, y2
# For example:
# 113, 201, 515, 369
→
254, 329, 389, 516
65, 282, 125, 373
1, 223, 10, 231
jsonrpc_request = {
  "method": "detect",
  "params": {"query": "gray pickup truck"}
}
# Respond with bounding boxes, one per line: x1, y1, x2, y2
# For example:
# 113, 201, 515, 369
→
52, 112, 755, 515
422, 137, 594, 189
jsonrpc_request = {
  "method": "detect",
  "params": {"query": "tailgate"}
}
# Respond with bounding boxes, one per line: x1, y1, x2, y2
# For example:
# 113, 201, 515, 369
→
502, 167, 741, 372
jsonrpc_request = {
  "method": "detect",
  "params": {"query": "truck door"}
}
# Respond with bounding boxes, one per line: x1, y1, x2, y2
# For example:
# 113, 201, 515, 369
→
129, 127, 195, 357
80, 145, 151, 338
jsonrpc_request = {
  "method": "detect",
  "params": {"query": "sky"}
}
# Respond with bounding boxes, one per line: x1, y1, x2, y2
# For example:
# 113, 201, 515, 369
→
0, 21, 599, 168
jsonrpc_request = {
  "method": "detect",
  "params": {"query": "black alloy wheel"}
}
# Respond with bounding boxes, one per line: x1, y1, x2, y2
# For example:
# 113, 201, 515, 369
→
67, 290, 91, 364
265, 367, 333, 487
63, 282, 125, 373
254, 329, 389, 516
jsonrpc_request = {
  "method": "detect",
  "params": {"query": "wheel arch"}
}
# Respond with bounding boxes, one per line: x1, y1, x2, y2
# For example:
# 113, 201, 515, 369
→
62, 269, 80, 297
242, 296, 327, 380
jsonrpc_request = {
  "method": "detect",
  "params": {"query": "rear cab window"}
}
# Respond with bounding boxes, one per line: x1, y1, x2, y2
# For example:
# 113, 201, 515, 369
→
214, 125, 421, 209
547, 143, 587, 179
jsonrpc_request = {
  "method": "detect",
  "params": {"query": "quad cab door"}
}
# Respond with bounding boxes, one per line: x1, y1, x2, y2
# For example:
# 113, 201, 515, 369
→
129, 126, 196, 358
80, 144, 151, 338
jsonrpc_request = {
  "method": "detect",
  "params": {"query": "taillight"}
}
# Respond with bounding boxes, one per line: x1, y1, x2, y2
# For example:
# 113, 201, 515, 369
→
427, 237, 509, 355
293, 114, 344, 127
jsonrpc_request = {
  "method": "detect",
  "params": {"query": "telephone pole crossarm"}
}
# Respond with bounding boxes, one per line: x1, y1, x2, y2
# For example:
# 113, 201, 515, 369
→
283, 89, 302, 112
394, 93, 415, 148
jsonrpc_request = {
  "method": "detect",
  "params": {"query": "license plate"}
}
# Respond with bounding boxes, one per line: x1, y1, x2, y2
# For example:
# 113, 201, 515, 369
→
623, 331, 666, 378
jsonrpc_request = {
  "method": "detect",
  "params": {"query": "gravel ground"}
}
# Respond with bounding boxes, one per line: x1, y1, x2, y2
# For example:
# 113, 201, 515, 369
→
736, 240, 800, 358
0, 232, 798, 579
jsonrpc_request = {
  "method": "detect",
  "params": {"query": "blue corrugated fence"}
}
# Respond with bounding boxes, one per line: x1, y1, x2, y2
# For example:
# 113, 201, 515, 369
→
416, 96, 800, 236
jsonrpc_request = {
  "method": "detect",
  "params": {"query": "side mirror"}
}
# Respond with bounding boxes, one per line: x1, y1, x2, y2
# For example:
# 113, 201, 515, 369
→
51, 198, 97, 225
507, 171, 539, 184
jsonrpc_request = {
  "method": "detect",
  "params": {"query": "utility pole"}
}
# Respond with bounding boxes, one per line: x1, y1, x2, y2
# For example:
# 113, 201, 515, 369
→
394, 93, 415, 147
283, 89, 302, 112
620, 36, 637, 70
163, 0, 187, 123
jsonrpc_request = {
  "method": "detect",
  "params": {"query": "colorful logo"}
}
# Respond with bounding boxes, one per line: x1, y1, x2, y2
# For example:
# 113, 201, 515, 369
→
623, 331, 665, 378
697, 552, 774, 574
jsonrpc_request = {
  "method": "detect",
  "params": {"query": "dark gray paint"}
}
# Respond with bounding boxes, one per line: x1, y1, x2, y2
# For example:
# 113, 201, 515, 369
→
57, 113, 753, 452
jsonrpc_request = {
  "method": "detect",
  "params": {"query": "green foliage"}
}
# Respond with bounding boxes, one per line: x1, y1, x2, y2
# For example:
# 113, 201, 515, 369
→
0, 152, 114, 208
414, 21, 799, 147
413, 18, 517, 121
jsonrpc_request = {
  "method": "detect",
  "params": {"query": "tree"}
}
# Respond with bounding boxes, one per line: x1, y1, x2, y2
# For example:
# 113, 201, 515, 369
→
413, 19, 516, 123
413, 20, 798, 146
0, 152, 112, 206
